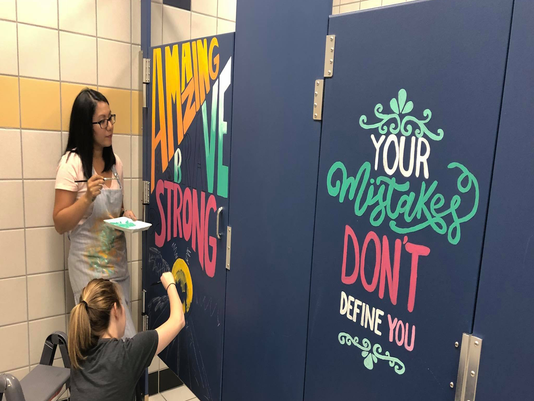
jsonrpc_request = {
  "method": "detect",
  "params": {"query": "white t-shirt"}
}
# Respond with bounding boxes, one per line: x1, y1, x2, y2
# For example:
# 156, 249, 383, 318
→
55, 152, 124, 226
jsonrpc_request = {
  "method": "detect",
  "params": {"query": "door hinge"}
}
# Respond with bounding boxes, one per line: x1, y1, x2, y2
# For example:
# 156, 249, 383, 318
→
324, 35, 336, 78
142, 58, 151, 84
313, 79, 325, 121
454, 333, 483, 401
141, 289, 148, 331
142, 181, 150, 204
225, 226, 232, 271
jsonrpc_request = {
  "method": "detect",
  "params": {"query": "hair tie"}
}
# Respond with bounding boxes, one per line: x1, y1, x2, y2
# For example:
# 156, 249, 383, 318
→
80, 300, 89, 310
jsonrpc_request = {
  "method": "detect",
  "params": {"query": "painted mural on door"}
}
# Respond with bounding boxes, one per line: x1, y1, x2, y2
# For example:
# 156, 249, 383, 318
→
146, 33, 234, 401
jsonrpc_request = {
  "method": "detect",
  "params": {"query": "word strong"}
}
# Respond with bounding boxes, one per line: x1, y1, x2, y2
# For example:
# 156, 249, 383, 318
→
341, 225, 430, 312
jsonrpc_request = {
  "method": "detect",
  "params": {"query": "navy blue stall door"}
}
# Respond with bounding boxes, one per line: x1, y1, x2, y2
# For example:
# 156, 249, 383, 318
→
304, 1, 512, 400
473, 1, 534, 399
145, 34, 234, 401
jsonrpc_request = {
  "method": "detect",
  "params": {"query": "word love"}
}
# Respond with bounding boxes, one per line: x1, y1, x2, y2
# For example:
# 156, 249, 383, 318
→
339, 291, 384, 336
341, 226, 430, 312
155, 179, 218, 277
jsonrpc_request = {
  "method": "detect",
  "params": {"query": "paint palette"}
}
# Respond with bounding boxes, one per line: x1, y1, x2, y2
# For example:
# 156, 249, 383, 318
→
104, 217, 152, 233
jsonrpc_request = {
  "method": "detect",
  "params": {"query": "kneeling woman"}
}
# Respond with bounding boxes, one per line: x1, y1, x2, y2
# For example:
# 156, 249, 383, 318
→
68, 272, 184, 401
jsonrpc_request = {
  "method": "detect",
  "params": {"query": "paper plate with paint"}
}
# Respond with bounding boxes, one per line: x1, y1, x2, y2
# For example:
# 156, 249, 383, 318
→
104, 217, 152, 232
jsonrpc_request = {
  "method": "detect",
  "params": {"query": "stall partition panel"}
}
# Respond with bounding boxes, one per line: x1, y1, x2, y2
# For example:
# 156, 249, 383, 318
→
145, 33, 235, 401
304, 1, 513, 400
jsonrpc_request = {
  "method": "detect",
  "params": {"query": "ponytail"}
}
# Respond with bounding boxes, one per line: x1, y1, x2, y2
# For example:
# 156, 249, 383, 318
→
68, 279, 122, 369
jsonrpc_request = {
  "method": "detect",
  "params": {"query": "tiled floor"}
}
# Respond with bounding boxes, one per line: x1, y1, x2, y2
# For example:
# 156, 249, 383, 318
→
150, 384, 200, 401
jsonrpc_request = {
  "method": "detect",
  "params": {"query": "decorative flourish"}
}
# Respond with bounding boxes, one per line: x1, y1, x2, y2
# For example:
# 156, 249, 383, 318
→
338, 332, 406, 375
359, 89, 444, 141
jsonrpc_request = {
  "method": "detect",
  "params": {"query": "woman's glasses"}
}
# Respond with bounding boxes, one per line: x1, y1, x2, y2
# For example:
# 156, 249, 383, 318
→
92, 114, 117, 129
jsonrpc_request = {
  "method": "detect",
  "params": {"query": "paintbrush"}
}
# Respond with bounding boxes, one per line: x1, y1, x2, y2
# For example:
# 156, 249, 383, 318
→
75, 177, 118, 183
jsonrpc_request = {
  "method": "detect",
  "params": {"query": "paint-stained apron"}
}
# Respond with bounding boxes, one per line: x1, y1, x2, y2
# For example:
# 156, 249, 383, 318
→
68, 167, 136, 338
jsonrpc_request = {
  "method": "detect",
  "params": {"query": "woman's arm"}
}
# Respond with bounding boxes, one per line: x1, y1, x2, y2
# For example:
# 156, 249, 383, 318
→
155, 272, 185, 354
53, 175, 104, 234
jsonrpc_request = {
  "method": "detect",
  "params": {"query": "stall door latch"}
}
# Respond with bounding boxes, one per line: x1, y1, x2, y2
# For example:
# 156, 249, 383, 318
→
454, 333, 483, 401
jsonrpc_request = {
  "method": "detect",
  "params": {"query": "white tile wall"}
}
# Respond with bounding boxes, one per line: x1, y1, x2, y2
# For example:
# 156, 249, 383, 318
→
132, 135, 141, 178
0, 129, 23, 179
26, 227, 65, 274
123, 178, 132, 212
0, 323, 29, 371
0, 21, 19, 76
58, 0, 96, 36
98, 38, 132, 89
132, 0, 141, 45
60, 32, 98, 85
7, 367, 30, 382
0, 230, 26, 279
23, 180, 55, 227
97, 0, 131, 43
0, 0, 17, 21
163, 5, 191, 44
336, 0, 415, 15
191, 12, 217, 40
0, 181, 24, 229
18, 24, 60, 80
114, 134, 132, 178
132, 45, 141, 91
192, 0, 218, 17
151, 2, 163, 46
17, 0, 58, 29
27, 271, 65, 320
21, 131, 62, 179
217, 19, 235, 35
0, 277, 28, 325
29, 315, 66, 364
218, 0, 237, 22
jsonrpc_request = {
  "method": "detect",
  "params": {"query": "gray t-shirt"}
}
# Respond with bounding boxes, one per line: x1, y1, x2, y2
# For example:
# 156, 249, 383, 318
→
70, 330, 158, 401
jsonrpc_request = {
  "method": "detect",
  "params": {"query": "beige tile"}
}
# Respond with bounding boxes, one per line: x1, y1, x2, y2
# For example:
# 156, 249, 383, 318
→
217, 19, 235, 35
132, 232, 141, 261
160, 358, 168, 370
0, 181, 24, 229
0, 277, 28, 325
360, 0, 383, 10
61, 83, 97, 131
60, 32, 97, 85
65, 270, 75, 312
0, 0, 16, 20
22, 130, 62, 179
61, 132, 69, 151
218, 0, 236, 22
340, 0, 357, 4
132, 0, 141, 45
132, 179, 141, 218
130, 300, 139, 332
0, 21, 18, 75
23, 180, 55, 227
28, 271, 65, 320
333, 0, 341, 5
7, 366, 30, 382
192, 0, 217, 17
132, 45, 141, 90
126, 231, 132, 261
20, 78, 61, 131
151, 2, 163, 47
29, 315, 66, 365
383, 0, 406, 4
149, 394, 165, 401
332, 5, 340, 14
163, 5, 191, 44
152, 0, 162, 3
131, 135, 141, 178
26, 227, 65, 274
160, 385, 196, 400
132, 90, 141, 135
148, 352, 159, 374
17, 0, 58, 28
98, 87, 131, 134
0, 323, 29, 371
0, 129, 22, 179
123, 178, 132, 212
18, 24, 59, 80
96, 0, 131, 43
191, 12, 216, 40
113, 134, 132, 177
97, 0, 131, 43
340, 2, 361, 12
0, 229, 26, 278
59, 0, 96, 36
130, 260, 141, 301
98, 39, 131, 89
0, 75, 20, 128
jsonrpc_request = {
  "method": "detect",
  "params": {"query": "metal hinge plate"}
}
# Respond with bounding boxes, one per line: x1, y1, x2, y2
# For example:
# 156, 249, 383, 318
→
142, 181, 150, 204
142, 58, 151, 84
225, 226, 232, 271
313, 79, 325, 121
454, 333, 483, 401
324, 35, 335, 78
143, 315, 148, 331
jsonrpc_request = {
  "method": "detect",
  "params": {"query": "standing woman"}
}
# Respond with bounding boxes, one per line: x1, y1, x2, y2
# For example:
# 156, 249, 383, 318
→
54, 88, 137, 337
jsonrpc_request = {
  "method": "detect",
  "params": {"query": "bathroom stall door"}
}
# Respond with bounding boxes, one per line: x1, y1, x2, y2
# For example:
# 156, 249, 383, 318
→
144, 33, 235, 401
304, 1, 513, 400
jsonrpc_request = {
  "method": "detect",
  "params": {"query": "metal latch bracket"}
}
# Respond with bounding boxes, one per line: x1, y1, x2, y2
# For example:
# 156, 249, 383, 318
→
324, 35, 335, 78
313, 79, 325, 121
454, 333, 483, 401
226, 226, 232, 271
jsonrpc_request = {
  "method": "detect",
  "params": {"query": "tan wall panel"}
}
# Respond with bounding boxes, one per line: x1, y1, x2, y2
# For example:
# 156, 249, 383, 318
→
61, 83, 97, 131
0, 75, 20, 128
20, 78, 60, 130
99, 87, 131, 134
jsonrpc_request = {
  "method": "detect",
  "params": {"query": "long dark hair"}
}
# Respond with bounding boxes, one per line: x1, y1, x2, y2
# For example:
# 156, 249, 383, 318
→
65, 89, 116, 179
